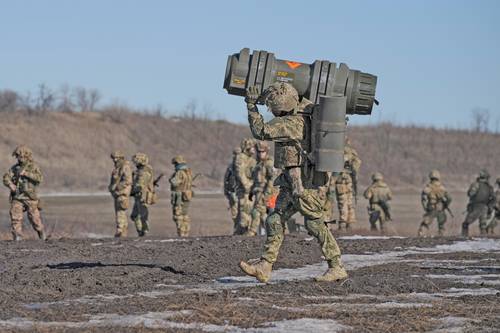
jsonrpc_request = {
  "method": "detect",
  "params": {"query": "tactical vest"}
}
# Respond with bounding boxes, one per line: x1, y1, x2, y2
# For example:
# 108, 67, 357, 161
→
273, 115, 310, 169
174, 169, 193, 192
471, 181, 493, 204
369, 183, 390, 203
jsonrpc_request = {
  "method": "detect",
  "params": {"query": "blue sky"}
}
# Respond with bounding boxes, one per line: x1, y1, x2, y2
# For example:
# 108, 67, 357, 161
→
0, 0, 499, 128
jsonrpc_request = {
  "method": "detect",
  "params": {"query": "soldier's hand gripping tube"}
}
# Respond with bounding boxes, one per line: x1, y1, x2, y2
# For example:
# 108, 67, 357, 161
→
223, 48, 377, 115
314, 96, 347, 173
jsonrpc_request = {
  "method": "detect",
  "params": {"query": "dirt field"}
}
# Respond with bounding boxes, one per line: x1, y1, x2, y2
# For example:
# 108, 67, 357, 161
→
0, 192, 499, 332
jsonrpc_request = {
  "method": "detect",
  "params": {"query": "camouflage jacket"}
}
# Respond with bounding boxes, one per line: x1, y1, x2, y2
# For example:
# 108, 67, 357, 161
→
332, 171, 353, 195
169, 164, 192, 193
108, 160, 133, 197
234, 152, 256, 194
344, 144, 361, 175
248, 99, 312, 170
467, 179, 494, 206
132, 164, 154, 202
422, 180, 452, 211
3, 160, 43, 201
251, 157, 274, 196
364, 181, 392, 205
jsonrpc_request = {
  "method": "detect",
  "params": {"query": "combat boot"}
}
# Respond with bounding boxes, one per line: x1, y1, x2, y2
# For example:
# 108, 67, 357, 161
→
239, 259, 273, 283
480, 228, 487, 236
437, 228, 444, 237
37, 230, 46, 241
12, 233, 23, 241
315, 264, 348, 282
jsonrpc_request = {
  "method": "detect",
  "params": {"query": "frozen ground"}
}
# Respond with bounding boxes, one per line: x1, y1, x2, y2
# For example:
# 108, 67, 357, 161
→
0, 235, 498, 332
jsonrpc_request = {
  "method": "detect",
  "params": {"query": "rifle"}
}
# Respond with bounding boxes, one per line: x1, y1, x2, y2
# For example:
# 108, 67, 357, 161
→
445, 206, 454, 218
351, 170, 358, 204
153, 173, 165, 187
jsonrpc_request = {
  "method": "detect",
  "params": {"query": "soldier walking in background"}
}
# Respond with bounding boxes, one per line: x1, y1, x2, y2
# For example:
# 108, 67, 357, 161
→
486, 177, 500, 234
344, 137, 361, 204
462, 170, 494, 237
364, 172, 392, 233
223, 148, 241, 231
130, 153, 155, 237
234, 138, 256, 235
248, 141, 274, 236
108, 151, 132, 238
418, 170, 452, 237
334, 160, 357, 230
169, 155, 193, 237
239, 83, 347, 283
2, 145, 45, 241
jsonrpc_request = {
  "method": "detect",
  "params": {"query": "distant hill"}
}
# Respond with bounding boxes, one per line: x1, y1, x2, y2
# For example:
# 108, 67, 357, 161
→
0, 107, 498, 192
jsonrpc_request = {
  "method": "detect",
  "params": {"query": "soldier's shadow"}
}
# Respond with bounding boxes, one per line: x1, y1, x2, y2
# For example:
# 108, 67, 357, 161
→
46, 261, 185, 275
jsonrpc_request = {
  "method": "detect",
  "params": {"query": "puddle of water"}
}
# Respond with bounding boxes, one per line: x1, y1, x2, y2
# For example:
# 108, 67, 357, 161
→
338, 235, 407, 240
424, 274, 500, 286
0, 312, 348, 333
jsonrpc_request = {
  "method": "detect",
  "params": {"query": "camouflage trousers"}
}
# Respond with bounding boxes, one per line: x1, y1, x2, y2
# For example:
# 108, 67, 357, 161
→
171, 192, 190, 237
368, 204, 388, 232
463, 204, 489, 233
419, 209, 447, 235
249, 192, 267, 236
336, 191, 356, 227
114, 195, 130, 236
486, 211, 499, 234
261, 182, 342, 267
235, 191, 253, 235
323, 195, 335, 222
131, 197, 149, 236
226, 193, 238, 230
10, 199, 44, 238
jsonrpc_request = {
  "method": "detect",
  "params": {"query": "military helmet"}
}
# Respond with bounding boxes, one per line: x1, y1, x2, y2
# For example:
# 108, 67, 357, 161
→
372, 172, 383, 181
110, 150, 125, 159
256, 141, 270, 152
12, 145, 33, 159
240, 138, 255, 153
429, 170, 441, 180
263, 82, 299, 114
132, 152, 149, 165
172, 155, 186, 164
479, 169, 490, 179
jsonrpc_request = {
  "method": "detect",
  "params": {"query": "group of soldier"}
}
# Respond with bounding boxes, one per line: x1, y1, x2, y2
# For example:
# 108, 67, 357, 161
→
2, 146, 194, 240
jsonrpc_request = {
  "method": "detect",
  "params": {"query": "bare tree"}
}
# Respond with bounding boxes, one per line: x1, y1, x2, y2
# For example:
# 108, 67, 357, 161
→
0, 90, 19, 112
35, 83, 55, 112
74, 87, 89, 112
470, 107, 490, 133
57, 84, 74, 112
88, 89, 101, 112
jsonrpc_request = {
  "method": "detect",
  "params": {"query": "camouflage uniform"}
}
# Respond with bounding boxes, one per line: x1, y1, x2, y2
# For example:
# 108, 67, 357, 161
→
335, 141, 361, 229
418, 170, 452, 237
363, 172, 392, 232
234, 138, 256, 235
462, 170, 494, 237
130, 153, 155, 237
169, 155, 193, 237
248, 141, 274, 236
487, 178, 500, 234
108, 151, 132, 237
239, 82, 347, 283
223, 148, 240, 230
2, 145, 45, 241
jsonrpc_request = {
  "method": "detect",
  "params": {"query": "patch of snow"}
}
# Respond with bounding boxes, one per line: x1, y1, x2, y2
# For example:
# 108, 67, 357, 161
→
424, 274, 500, 286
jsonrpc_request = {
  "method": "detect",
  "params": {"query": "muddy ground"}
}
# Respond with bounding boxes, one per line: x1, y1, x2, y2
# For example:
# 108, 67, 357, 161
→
0, 235, 499, 332
0, 193, 499, 332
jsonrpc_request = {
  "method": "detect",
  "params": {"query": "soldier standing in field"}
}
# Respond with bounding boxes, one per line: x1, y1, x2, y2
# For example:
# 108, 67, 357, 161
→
234, 138, 256, 235
364, 172, 392, 233
248, 141, 274, 236
239, 82, 347, 283
3, 145, 45, 241
486, 177, 500, 234
169, 155, 193, 237
108, 151, 132, 238
462, 170, 494, 237
130, 153, 155, 237
223, 147, 241, 231
334, 160, 357, 230
418, 170, 452, 237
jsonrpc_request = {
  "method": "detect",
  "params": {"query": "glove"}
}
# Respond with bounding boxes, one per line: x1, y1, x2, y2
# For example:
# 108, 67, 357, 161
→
245, 86, 260, 105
